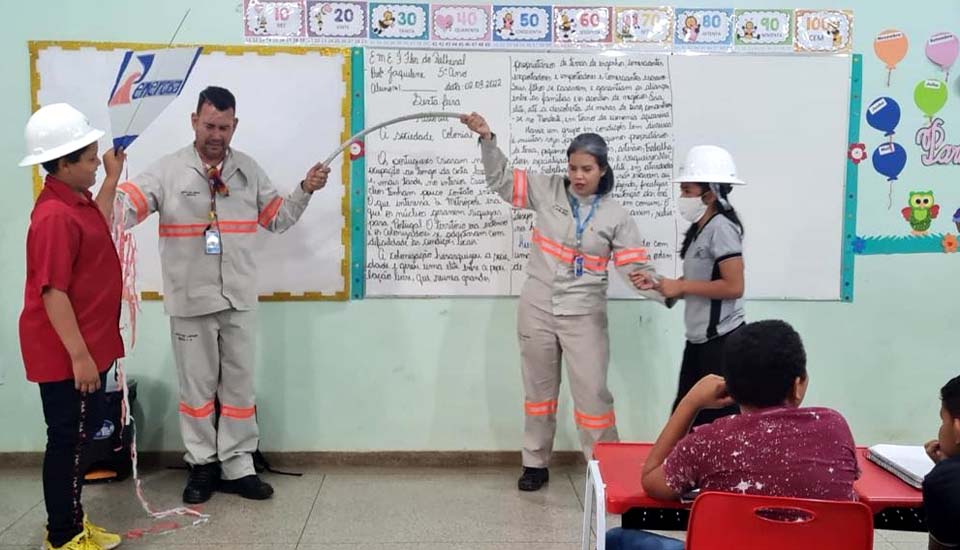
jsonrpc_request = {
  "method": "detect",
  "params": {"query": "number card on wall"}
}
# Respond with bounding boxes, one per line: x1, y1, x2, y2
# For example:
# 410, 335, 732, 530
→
674, 8, 733, 50
492, 5, 552, 44
553, 6, 612, 45
370, 2, 429, 41
733, 9, 792, 51
245, 0, 306, 40
308, 1, 367, 44
431, 5, 492, 46
795, 9, 853, 53
614, 6, 673, 48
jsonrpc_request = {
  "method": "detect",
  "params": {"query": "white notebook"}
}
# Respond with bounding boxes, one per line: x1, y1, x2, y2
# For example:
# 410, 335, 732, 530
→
867, 444, 935, 489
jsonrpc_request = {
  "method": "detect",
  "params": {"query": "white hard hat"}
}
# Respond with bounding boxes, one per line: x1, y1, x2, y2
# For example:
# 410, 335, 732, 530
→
674, 145, 745, 185
19, 103, 104, 167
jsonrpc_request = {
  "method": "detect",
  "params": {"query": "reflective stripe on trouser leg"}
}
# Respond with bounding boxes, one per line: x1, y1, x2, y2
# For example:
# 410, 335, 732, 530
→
557, 309, 618, 461
171, 313, 221, 466
216, 309, 259, 480
518, 295, 562, 468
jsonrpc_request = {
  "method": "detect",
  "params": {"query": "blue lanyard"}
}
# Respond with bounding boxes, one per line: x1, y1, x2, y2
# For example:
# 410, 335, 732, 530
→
571, 195, 599, 251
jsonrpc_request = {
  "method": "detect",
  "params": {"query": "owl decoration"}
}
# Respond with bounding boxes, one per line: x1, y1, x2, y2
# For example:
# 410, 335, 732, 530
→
902, 191, 940, 235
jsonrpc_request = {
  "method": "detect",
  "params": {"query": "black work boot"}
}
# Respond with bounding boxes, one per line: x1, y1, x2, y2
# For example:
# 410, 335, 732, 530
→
219, 474, 274, 500
518, 467, 549, 491
183, 463, 220, 504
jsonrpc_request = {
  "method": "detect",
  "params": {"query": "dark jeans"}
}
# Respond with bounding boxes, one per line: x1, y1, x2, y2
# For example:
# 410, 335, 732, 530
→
39, 371, 108, 547
672, 326, 743, 427
606, 527, 685, 549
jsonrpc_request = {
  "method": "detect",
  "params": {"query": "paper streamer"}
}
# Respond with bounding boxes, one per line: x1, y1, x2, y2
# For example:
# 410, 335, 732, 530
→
111, 198, 209, 535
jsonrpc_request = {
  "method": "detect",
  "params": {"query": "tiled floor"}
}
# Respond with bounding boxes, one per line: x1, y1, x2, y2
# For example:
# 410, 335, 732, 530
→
0, 465, 929, 549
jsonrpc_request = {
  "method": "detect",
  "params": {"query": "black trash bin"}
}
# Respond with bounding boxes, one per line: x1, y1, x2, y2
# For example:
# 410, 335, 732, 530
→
82, 378, 137, 483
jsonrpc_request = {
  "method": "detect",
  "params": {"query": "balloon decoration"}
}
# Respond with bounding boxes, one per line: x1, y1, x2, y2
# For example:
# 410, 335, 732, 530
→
872, 142, 907, 181
872, 142, 907, 209
914, 79, 949, 120
874, 29, 908, 86
926, 32, 959, 81
865, 97, 901, 137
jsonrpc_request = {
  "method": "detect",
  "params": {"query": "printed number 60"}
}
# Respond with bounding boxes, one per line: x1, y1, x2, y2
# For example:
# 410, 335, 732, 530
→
579, 12, 600, 27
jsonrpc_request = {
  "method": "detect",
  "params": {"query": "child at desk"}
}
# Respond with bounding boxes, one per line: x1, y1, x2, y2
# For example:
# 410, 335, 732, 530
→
923, 374, 960, 550
607, 320, 859, 550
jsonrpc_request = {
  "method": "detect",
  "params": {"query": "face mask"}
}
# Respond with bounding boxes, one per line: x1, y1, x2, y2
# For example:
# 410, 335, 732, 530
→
677, 196, 708, 223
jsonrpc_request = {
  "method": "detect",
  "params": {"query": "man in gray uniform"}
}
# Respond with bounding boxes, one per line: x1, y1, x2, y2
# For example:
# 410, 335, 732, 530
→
118, 87, 329, 503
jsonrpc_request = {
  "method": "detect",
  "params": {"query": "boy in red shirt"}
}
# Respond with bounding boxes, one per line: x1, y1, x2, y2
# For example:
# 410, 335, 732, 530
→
607, 320, 859, 549
18, 103, 126, 550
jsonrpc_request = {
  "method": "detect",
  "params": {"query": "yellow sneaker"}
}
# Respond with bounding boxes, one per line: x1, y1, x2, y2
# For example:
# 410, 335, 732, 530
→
43, 530, 102, 549
83, 516, 122, 549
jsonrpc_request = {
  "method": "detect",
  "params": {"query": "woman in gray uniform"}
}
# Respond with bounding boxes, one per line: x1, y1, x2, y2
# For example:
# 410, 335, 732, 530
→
460, 112, 671, 491
637, 145, 746, 427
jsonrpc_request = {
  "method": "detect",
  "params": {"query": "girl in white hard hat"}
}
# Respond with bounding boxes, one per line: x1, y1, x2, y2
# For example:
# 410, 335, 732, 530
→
632, 145, 746, 427
18, 103, 125, 550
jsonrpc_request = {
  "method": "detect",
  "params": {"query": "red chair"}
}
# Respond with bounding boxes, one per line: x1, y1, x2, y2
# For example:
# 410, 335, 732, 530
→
685, 492, 874, 550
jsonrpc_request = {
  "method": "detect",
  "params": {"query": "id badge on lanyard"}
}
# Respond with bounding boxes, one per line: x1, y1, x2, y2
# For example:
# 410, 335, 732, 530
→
572, 197, 598, 278
574, 255, 585, 277
205, 226, 222, 255
205, 166, 223, 255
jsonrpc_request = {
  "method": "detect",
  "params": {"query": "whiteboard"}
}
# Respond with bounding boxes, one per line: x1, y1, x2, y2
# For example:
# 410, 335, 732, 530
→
32, 42, 350, 300
364, 49, 850, 300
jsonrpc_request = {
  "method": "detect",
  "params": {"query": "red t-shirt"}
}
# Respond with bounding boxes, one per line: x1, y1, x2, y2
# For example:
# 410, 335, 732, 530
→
19, 176, 124, 383
662, 406, 860, 501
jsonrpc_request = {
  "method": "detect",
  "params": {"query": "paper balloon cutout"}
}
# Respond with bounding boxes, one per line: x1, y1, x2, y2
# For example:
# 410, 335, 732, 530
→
866, 97, 901, 136
926, 32, 959, 80
872, 142, 907, 181
874, 29, 908, 86
914, 79, 948, 119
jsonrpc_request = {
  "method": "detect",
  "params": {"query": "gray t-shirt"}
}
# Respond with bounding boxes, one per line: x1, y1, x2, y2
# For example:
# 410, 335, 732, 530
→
682, 214, 745, 344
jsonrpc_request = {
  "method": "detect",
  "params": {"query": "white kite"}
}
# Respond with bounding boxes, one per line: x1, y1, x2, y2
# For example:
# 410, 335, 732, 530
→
107, 47, 202, 150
